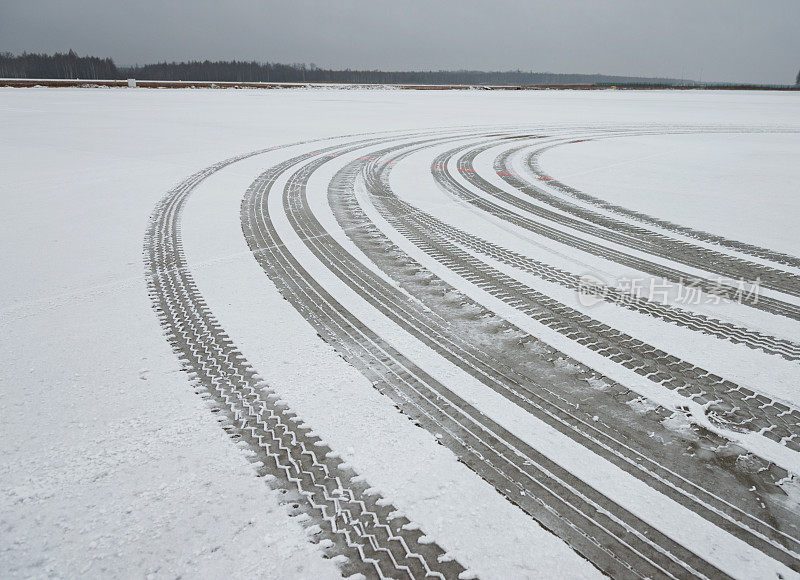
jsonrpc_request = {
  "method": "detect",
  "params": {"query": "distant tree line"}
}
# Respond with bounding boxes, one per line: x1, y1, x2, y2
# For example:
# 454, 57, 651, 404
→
124, 59, 689, 86
0, 49, 699, 86
0, 50, 118, 79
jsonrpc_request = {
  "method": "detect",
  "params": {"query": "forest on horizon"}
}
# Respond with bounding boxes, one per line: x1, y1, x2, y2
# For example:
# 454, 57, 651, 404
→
0, 49, 703, 86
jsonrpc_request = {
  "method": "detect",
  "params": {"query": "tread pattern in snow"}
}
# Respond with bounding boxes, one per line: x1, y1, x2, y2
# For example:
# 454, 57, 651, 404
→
144, 145, 467, 580
242, 131, 797, 577
525, 138, 800, 269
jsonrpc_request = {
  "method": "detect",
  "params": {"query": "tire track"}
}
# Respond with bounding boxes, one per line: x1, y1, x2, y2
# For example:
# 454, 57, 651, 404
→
436, 140, 800, 320
144, 139, 467, 579
324, 138, 800, 559
242, 135, 737, 578
335, 144, 800, 564
371, 144, 800, 454
490, 142, 800, 295
244, 131, 800, 576
426, 142, 800, 360
525, 138, 800, 269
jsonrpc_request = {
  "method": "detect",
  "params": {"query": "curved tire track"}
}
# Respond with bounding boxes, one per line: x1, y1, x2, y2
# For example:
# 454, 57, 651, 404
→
243, 135, 735, 578
144, 141, 467, 580
526, 137, 800, 269
242, 130, 800, 576
372, 141, 800, 451
439, 139, 800, 320
428, 141, 800, 361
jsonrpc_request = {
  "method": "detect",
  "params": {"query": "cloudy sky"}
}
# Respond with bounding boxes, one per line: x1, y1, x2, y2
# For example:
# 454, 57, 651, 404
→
2, 0, 798, 84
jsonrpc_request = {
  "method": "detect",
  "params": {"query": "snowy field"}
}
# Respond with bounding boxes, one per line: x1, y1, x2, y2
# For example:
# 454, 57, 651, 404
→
2, 87, 800, 578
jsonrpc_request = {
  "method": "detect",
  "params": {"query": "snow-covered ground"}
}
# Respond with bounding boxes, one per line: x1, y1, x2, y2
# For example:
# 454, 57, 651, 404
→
538, 132, 800, 256
2, 87, 799, 578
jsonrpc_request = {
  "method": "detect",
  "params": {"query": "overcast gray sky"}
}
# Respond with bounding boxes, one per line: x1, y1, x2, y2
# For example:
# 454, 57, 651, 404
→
1, 0, 798, 84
